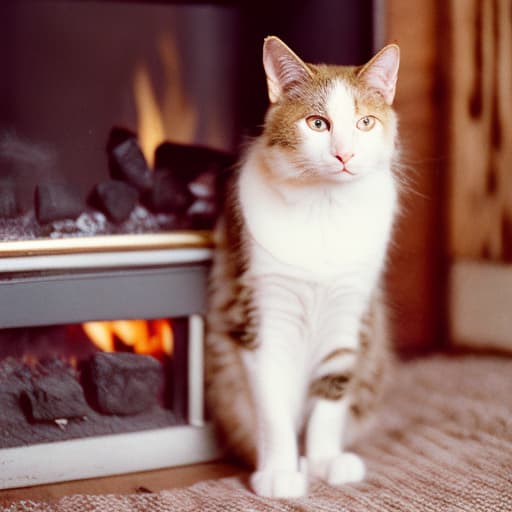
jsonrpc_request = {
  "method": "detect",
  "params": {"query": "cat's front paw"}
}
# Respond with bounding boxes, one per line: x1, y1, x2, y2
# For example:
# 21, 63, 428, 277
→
309, 452, 366, 486
250, 469, 308, 498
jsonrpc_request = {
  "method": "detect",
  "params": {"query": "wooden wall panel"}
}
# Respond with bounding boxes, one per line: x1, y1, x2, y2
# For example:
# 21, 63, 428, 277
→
383, 0, 444, 351
447, 0, 512, 351
449, 0, 512, 261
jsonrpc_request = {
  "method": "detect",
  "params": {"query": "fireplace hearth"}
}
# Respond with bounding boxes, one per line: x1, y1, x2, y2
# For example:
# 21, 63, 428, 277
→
0, 233, 219, 489
0, 243, 219, 489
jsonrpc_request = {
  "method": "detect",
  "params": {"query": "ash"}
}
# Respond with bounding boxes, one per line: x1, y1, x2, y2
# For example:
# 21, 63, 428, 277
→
0, 212, 41, 240
0, 207, 180, 241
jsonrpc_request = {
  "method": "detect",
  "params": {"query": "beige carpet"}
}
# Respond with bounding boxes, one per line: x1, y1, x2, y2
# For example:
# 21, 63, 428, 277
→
4, 354, 512, 511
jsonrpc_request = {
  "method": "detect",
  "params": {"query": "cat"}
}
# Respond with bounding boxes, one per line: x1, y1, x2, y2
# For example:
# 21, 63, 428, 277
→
206, 35, 400, 498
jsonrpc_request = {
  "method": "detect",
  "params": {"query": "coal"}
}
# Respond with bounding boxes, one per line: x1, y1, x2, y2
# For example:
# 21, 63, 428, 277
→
154, 142, 235, 184
85, 352, 163, 416
22, 373, 89, 422
188, 171, 216, 199
108, 135, 153, 192
106, 127, 137, 153
186, 199, 217, 229
0, 182, 21, 218
34, 183, 84, 224
0, 357, 32, 415
145, 169, 194, 214
90, 180, 139, 223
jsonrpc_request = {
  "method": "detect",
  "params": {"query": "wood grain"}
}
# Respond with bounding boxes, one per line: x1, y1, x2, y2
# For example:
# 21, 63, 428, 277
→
448, 0, 512, 261
383, 0, 445, 351
446, 0, 512, 350
0, 462, 244, 505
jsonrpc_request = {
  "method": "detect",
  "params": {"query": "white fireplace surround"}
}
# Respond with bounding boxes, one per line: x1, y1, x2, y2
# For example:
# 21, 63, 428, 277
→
0, 237, 221, 490
0, 426, 221, 490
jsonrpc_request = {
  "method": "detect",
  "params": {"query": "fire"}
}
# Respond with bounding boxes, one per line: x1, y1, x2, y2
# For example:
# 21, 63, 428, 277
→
133, 32, 198, 167
82, 319, 173, 357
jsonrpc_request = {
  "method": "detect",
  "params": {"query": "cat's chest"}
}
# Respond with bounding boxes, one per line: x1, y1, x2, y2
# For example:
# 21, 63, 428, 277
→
239, 168, 396, 280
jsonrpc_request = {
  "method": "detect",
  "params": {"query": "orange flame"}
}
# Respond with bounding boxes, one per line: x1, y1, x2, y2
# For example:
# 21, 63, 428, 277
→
134, 32, 198, 167
82, 319, 173, 357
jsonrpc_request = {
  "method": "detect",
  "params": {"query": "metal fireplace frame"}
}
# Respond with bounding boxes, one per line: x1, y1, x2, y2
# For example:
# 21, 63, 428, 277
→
0, 232, 213, 325
0, 231, 222, 490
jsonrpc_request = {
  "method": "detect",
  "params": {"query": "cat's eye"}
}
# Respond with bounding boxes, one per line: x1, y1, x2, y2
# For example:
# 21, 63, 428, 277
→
356, 115, 377, 131
306, 115, 330, 132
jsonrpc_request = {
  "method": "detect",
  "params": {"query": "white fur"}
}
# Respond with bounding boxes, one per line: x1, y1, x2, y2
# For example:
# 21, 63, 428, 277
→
236, 79, 397, 497
241, 79, 396, 280
297, 80, 396, 181
306, 398, 366, 485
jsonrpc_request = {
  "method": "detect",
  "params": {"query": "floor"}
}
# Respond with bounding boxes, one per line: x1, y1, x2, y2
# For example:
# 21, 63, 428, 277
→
2, 355, 510, 511
0, 462, 244, 505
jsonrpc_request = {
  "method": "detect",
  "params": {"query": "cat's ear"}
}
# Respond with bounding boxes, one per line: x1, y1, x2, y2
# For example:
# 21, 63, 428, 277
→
263, 36, 313, 103
358, 44, 400, 105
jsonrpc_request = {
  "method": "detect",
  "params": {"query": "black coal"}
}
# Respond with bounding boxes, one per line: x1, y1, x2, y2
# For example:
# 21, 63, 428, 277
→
0, 128, 236, 239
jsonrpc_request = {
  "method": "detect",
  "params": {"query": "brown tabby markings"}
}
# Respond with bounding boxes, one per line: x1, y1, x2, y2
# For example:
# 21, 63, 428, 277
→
211, 176, 260, 350
265, 62, 394, 152
348, 295, 392, 419
321, 347, 357, 364
309, 373, 353, 401
207, 191, 390, 461
308, 298, 390, 404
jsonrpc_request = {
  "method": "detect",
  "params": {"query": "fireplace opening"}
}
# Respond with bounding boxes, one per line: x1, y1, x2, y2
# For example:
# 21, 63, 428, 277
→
0, 0, 238, 241
0, 317, 193, 450
0, 260, 216, 489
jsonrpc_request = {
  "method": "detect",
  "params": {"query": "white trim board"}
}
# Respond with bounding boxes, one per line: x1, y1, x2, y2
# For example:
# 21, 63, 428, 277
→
450, 260, 512, 352
0, 424, 222, 490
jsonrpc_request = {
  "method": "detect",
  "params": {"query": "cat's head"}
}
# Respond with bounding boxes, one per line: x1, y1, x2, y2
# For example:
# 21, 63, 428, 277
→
261, 36, 400, 184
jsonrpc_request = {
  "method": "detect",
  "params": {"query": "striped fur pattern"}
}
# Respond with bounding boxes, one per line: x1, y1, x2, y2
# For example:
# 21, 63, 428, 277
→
206, 36, 400, 498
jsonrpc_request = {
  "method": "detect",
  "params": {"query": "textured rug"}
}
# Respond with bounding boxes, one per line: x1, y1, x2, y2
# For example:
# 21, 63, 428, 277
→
3, 354, 512, 512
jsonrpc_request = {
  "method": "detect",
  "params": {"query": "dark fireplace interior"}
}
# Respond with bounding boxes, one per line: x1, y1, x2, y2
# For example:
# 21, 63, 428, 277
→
0, 317, 189, 449
0, 0, 241, 239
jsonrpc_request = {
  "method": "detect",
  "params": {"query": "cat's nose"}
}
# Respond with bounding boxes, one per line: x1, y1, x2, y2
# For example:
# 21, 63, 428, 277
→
336, 152, 355, 164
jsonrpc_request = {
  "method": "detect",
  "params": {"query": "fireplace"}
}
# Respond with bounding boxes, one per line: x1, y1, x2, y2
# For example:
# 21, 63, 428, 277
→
0, 0, 374, 491
0, 0, 235, 489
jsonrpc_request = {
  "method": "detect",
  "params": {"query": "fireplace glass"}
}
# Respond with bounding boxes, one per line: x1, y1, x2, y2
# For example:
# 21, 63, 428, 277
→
0, 0, 239, 241
0, 317, 191, 449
